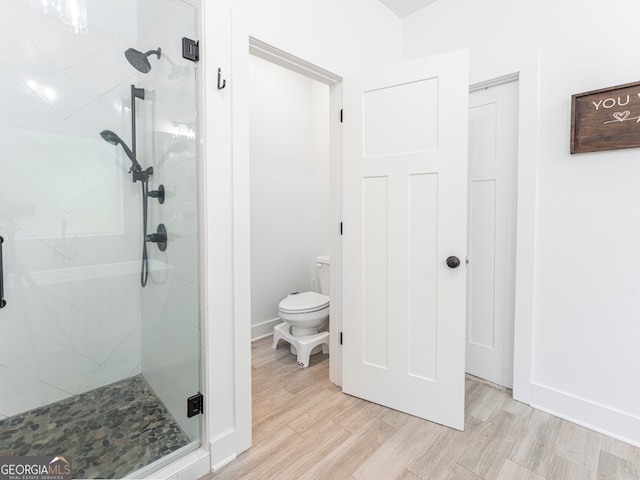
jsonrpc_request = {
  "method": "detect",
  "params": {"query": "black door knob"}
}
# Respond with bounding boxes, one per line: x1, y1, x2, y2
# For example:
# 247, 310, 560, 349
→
446, 256, 461, 269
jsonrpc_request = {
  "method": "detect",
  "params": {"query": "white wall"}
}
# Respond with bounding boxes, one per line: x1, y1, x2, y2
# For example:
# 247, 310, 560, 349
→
249, 55, 330, 339
236, 0, 402, 78
403, 0, 640, 445
202, 0, 401, 468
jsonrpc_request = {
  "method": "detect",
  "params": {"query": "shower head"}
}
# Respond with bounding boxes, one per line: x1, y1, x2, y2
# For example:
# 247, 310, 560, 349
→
100, 130, 142, 172
125, 47, 162, 74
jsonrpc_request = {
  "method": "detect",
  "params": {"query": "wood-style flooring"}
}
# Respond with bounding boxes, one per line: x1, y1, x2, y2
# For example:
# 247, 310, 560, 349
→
203, 337, 640, 480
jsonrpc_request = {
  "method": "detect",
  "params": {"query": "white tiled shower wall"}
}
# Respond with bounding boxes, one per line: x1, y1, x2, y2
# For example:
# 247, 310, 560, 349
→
0, 0, 200, 438
0, 0, 141, 418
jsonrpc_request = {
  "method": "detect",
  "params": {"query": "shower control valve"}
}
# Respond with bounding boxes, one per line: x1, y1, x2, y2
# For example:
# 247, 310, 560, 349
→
146, 224, 167, 252
148, 184, 165, 204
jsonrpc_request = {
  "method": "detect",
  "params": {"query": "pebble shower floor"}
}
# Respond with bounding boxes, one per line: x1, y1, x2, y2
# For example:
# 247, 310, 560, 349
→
0, 375, 190, 479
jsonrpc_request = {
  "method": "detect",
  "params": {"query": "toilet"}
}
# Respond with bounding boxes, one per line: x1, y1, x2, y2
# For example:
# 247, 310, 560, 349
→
272, 256, 330, 367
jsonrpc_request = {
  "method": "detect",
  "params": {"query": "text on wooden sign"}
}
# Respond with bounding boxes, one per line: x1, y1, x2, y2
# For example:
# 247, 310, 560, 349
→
571, 81, 640, 154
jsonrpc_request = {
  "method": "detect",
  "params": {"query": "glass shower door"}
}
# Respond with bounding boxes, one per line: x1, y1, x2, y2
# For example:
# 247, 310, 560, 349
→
137, 0, 202, 461
0, 0, 201, 477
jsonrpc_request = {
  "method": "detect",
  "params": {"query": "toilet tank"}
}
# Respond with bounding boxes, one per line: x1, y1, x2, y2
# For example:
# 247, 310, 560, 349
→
315, 256, 330, 295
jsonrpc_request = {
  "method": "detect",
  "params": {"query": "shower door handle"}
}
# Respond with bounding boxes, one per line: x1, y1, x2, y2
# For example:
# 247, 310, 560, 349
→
0, 236, 6, 308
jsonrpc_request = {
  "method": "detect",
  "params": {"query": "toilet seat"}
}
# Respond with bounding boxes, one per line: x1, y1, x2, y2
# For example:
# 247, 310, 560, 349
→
278, 291, 329, 314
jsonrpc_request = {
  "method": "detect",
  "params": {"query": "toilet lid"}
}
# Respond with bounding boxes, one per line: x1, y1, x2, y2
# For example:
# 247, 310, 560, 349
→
279, 291, 330, 314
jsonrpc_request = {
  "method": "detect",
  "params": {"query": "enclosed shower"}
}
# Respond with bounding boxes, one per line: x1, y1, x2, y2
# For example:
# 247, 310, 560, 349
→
0, 1, 201, 478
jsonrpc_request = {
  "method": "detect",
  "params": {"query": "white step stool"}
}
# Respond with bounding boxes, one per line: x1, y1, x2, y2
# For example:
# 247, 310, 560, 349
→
272, 322, 329, 368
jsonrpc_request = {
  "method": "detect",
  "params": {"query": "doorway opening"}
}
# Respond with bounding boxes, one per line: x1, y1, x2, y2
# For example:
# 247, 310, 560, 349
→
246, 38, 344, 409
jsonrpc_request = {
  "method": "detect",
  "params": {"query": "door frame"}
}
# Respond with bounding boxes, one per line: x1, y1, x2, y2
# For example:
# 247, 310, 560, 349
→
468, 55, 539, 404
246, 37, 345, 386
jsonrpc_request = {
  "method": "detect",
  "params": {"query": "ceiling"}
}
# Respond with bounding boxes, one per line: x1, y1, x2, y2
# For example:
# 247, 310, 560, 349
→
377, 0, 438, 18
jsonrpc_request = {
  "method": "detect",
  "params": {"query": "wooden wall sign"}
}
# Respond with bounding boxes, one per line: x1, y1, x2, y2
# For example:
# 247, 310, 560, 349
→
571, 80, 640, 154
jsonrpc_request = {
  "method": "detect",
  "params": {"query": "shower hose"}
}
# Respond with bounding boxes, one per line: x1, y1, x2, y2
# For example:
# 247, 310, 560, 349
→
141, 178, 149, 287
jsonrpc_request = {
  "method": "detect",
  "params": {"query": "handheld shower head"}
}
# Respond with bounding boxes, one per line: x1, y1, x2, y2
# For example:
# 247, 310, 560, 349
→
125, 47, 162, 74
100, 129, 123, 146
100, 130, 142, 172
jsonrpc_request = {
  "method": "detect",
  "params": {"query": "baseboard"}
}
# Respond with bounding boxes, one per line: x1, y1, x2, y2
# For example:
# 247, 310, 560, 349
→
530, 382, 640, 448
210, 453, 237, 473
143, 448, 210, 479
251, 317, 282, 341
208, 432, 236, 468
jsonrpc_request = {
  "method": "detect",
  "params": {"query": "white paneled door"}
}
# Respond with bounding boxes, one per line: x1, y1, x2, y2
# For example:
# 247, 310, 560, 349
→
342, 49, 469, 430
466, 80, 519, 388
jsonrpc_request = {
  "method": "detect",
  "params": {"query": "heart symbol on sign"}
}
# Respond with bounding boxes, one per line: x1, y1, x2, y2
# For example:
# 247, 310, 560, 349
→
613, 110, 631, 121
